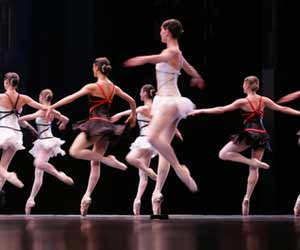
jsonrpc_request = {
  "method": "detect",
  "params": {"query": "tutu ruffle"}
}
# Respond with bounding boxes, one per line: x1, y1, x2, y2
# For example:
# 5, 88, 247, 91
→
29, 137, 65, 158
230, 130, 271, 151
0, 130, 24, 151
130, 136, 157, 158
151, 95, 195, 119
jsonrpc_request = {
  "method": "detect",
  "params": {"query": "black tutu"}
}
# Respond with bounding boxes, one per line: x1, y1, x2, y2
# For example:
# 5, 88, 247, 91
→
230, 129, 271, 151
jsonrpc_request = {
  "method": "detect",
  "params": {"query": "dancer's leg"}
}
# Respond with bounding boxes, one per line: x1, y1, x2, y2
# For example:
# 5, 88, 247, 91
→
147, 107, 197, 192
80, 140, 107, 216
69, 133, 127, 170
242, 148, 264, 216
34, 149, 73, 185
126, 149, 156, 180
0, 147, 23, 188
219, 141, 269, 169
25, 168, 44, 215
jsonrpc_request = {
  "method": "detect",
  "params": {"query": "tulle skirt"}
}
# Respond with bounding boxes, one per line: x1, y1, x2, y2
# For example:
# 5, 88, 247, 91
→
0, 128, 24, 151
29, 137, 66, 158
130, 136, 157, 158
151, 95, 195, 119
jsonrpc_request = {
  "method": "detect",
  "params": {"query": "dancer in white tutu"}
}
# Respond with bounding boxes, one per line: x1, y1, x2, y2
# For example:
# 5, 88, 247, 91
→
123, 18, 205, 215
19, 89, 74, 215
0, 72, 49, 191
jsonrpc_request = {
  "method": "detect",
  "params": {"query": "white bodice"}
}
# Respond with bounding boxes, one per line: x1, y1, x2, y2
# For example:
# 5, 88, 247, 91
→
35, 116, 53, 138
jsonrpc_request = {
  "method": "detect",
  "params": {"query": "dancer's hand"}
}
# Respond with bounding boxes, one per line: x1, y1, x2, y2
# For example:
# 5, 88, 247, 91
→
45, 106, 53, 122
190, 77, 205, 90
125, 113, 136, 128
123, 57, 145, 67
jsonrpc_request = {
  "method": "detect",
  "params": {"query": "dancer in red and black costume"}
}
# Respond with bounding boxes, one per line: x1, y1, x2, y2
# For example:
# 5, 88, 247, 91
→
46, 57, 136, 216
189, 75, 300, 216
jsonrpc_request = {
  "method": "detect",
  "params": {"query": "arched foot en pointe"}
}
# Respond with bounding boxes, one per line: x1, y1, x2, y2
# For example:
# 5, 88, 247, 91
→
250, 158, 270, 169
58, 171, 74, 185
242, 197, 250, 216
6, 172, 24, 188
151, 192, 164, 215
294, 195, 300, 216
80, 196, 92, 217
25, 198, 36, 215
176, 165, 198, 193
133, 199, 141, 215
107, 155, 127, 171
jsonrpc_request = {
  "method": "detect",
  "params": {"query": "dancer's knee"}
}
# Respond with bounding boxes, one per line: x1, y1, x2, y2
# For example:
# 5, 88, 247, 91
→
218, 150, 229, 161
33, 159, 44, 170
69, 145, 80, 158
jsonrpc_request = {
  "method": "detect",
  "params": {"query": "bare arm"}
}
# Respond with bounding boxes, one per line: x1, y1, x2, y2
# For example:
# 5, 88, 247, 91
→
114, 86, 136, 127
111, 106, 144, 123
19, 110, 43, 122
277, 91, 300, 104
22, 95, 47, 110
189, 99, 246, 116
51, 85, 91, 109
123, 49, 176, 67
52, 109, 69, 130
182, 57, 205, 89
264, 97, 300, 115
19, 120, 38, 137
175, 128, 183, 141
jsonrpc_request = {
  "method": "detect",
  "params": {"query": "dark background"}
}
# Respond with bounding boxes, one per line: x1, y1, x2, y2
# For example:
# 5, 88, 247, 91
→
0, 0, 299, 215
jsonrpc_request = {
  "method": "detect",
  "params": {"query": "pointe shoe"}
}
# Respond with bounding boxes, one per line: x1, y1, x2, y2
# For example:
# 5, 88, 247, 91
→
133, 199, 141, 215
176, 165, 198, 193
6, 172, 24, 188
25, 198, 36, 215
80, 197, 92, 216
242, 197, 250, 216
58, 172, 74, 185
251, 158, 270, 170
145, 168, 157, 181
294, 195, 300, 216
107, 155, 127, 171
151, 193, 164, 215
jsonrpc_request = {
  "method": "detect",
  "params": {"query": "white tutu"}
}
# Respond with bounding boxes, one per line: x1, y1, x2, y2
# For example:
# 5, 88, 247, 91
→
151, 95, 195, 119
29, 137, 65, 158
130, 136, 157, 158
0, 128, 24, 151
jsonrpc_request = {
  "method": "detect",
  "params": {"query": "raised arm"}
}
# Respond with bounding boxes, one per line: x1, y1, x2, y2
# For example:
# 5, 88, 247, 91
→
182, 57, 205, 89
265, 97, 300, 115
277, 91, 300, 104
189, 99, 246, 116
123, 49, 176, 67
114, 86, 136, 127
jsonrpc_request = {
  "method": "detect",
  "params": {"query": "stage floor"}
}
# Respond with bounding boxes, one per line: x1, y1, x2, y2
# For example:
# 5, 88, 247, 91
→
0, 215, 299, 250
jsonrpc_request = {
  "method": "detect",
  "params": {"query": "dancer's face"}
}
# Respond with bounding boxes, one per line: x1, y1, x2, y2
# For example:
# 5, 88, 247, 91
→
140, 89, 146, 101
160, 26, 169, 43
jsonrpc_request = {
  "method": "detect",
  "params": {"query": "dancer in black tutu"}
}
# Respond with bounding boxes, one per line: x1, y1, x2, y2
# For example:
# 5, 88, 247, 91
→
189, 75, 300, 216
46, 57, 136, 216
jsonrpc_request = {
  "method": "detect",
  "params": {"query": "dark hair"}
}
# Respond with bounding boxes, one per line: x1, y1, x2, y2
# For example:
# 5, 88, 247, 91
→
162, 19, 184, 39
4, 72, 20, 88
40, 89, 53, 102
244, 76, 260, 92
94, 57, 112, 76
141, 84, 156, 99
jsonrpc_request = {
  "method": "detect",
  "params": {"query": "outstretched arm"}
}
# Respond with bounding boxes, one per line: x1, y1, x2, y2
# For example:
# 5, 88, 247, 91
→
189, 99, 246, 116
265, 97, 300, 115
123, 49, 176, 67
111, 106, 145, 123
277, 91, 300, 104
182, 57, 205, 89
22, 95, 47, 110
19, 110, 43, 122
114, 86, 136, 127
